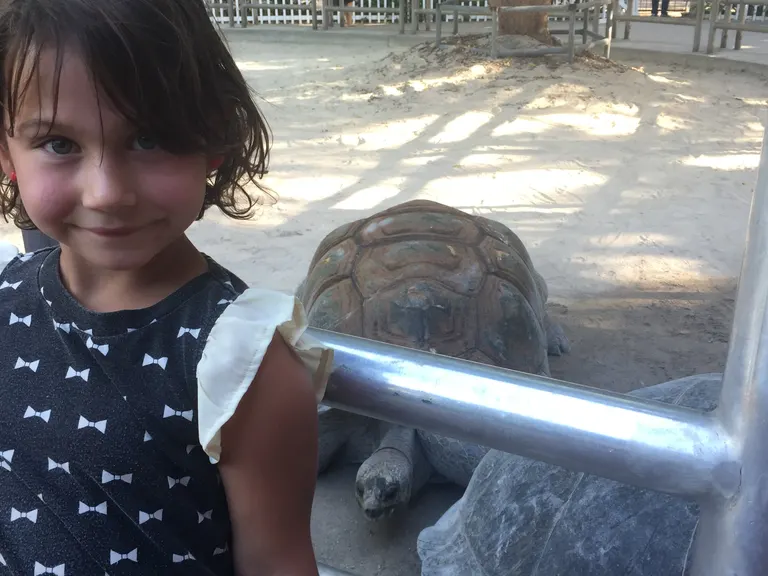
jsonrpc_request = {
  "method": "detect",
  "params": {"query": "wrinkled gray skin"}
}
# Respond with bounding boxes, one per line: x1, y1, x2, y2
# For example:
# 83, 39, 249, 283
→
299, 278, 570, 521
417, 373, 723, 576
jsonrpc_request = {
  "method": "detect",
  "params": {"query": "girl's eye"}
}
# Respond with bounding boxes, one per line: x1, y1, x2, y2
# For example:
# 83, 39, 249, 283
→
133, 136, 157, 151
42, 139, 76, 155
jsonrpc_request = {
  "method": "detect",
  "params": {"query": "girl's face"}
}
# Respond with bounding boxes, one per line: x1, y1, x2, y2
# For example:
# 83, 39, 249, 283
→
0, 46, 211, 271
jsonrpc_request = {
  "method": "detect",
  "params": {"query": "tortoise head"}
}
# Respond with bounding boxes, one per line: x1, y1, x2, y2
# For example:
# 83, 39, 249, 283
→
354, 448, 413, 521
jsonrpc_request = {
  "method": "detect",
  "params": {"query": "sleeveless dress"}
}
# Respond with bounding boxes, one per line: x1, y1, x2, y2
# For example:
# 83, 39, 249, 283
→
0, 242, 333, 575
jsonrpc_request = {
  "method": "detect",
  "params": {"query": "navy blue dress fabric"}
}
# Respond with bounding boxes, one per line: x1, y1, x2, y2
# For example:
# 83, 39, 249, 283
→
0, 246, 248, 575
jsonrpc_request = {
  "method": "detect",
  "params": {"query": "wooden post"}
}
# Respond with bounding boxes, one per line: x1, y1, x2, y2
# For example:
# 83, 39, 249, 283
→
491, 7, 499, 58
436, 1, 443, 46
706, 0, 721, 54
605, 0, 614, 57
735, 0, 747, 49
720, 1, 731, 48
568, 5, 576, 63
624, 0, 633, 39
692, 0, 705, 51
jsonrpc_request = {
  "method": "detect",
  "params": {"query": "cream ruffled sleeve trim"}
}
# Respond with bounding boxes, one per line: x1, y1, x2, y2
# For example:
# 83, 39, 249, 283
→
0, 241, 19, 272
196, 288, 334, 463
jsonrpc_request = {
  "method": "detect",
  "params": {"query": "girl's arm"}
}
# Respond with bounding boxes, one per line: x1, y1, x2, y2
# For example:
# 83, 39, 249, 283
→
218, 331, 320, 576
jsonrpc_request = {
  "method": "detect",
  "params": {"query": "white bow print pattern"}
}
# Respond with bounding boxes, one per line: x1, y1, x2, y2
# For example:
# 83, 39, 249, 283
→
78, 501, 107, 515
0, 449, 13, 471
11, 507, 38, 523
167, 476, 191, 489
102, 471, 132, 484
177, 327, 201, 339
109, 549, 138, 565
24, 406, 51, 422
138, 508, 163, 524
71, 323, 92, 335
172, 553, 195, 563
213, 543, 229, 556
47, 458, 70, 474
85, 338, 109, 356
65, 367, 90, 382
163, 405, 194, 421
217, 298, 234, 305
0, 552, 5, 565
33, 562, 65, 575
77, 416, 107, 434
14, 357, 39, 372
143, 431, 152, 442
9, 312, 31, 326
52, 320, 70, 333
0, 280, 22, 290
142, 354, 168, 370
197, 510, 212, 523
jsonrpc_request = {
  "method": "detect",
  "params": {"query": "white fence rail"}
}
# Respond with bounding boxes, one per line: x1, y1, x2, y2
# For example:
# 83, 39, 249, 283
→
208, 0, 621, 25
208, 0, 765, 26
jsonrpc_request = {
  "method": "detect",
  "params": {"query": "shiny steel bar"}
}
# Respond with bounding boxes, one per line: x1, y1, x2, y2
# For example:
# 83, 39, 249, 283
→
688, 128, 768, 574
314, 328, 737, 500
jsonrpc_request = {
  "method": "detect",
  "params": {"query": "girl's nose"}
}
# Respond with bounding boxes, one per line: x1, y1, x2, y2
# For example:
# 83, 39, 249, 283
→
80, 157, 138, 210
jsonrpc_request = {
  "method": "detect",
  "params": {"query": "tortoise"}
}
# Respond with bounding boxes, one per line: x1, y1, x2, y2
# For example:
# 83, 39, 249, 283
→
296, 199, 570, 520
417, 372, 722, 575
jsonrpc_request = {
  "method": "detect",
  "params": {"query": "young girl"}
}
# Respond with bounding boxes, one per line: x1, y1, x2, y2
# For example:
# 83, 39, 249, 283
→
0, 0, 334, 574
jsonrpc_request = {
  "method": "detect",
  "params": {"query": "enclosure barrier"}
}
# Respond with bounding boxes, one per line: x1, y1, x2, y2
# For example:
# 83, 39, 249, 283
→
320, 0, 406, 32
618, 0, 707, 50
314, 124, 768, 575
434, 0, 614, 62
238, 0, 320, 29
707, 0, 768, 52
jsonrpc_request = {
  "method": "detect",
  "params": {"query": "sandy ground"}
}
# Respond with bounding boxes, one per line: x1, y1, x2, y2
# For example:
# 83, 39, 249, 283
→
1, 33, 766, 575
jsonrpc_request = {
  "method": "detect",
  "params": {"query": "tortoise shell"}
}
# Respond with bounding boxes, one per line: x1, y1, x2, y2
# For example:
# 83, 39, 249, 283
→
298, 200, 551, 375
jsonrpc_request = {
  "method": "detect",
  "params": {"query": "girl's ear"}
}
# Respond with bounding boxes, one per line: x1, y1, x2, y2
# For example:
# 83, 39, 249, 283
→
0, 141, 15, 181
207, 156, 224, 173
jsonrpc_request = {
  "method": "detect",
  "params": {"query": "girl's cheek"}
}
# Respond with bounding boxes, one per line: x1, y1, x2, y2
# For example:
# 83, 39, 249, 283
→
19, 172, 78, 222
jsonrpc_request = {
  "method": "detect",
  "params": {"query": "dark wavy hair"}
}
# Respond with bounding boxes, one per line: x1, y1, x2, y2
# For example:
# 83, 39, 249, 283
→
0, 0, 273, 229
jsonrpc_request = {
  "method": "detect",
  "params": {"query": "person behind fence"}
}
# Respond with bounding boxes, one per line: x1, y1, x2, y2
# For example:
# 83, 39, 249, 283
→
0, 0, 335, 574
651, 0, 669, 17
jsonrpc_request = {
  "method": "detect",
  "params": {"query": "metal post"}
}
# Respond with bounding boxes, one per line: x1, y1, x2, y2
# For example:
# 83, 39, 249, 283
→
317, 328, 737, 500
688, 130, 768, 575
693, 0, 705, 51
583, 3, 590, 43
435, 1, 443, 46
411, 0, 419, 33
311, 0, 318, 29
452, 8, 459, 34
399, 0, 406, 33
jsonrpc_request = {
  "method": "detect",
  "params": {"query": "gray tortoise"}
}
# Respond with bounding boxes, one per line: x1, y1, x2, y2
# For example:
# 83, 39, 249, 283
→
296, 199, 570, 520
417, 372, 722, 575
